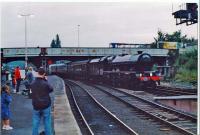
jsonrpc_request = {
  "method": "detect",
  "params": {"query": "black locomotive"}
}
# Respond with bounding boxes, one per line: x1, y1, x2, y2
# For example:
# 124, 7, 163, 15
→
49, 53, 160, 90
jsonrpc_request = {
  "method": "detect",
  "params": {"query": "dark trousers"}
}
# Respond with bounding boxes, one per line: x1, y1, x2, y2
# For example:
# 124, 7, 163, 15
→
24, 84, 32, 98
16, 79, 21, 92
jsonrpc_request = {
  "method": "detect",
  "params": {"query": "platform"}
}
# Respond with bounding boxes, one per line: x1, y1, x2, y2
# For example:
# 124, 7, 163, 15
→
154, 95, 197, 116
50, 76, 81, 135
1, 75, 81, 135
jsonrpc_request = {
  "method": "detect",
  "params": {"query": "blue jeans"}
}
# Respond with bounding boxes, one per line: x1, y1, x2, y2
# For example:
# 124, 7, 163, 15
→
32, 106, 52, 135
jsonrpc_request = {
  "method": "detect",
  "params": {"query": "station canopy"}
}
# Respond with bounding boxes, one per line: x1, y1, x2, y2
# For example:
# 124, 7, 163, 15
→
6, 60, 25, 71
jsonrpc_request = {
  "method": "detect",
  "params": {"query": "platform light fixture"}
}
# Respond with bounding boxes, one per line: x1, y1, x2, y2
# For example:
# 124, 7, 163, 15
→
18, 13, 34, 69
78, 24, 80, 48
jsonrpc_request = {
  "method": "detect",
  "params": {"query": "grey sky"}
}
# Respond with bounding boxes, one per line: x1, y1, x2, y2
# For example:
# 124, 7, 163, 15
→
1, 2, 198, 48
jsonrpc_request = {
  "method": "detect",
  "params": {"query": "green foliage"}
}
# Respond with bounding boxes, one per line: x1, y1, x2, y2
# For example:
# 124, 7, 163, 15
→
165, 30, 182, 42
168, 50, 179, 65
151, 29, 197, 48
174, 49, 197, 84
175, 69, 197, 84
55, 34, 61, 48
50, 39, 56, 48
50, 34, 61, 48
157, 30, 166, 41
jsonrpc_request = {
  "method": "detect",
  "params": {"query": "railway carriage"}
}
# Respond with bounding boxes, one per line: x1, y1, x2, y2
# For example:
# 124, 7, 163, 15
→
67, 60, 89, 80
49, 52, 160, 90
87, 56, 111, 83
49, 63, 67, 77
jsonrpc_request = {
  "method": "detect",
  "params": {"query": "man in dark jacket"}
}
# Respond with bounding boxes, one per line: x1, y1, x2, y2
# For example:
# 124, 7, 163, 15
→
30, 67, 53, 135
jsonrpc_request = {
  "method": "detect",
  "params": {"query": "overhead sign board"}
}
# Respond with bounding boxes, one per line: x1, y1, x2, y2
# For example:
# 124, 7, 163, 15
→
158, 42, 182, 49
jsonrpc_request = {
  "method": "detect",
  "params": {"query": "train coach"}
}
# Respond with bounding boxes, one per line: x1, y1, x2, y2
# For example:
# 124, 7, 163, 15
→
48, 63, 67, 77
67, 60, 89, 80
49, 52, 160, 90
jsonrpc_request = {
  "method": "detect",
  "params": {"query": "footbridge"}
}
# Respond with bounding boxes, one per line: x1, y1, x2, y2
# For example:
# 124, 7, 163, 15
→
2, 47, 170, 68
2, 47, 169, 57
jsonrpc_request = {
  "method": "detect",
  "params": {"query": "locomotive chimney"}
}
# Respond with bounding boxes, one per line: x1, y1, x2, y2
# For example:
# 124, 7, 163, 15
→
137, 51, 143, 54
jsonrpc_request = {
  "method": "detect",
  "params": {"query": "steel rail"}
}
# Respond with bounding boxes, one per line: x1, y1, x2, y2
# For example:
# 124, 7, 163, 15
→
66, 82, 94, 135
147, 86, 197, 96
157, 87, 196, 95
70, 80, 139, 135
106, 85, 197, 121
93, 85, 197, 135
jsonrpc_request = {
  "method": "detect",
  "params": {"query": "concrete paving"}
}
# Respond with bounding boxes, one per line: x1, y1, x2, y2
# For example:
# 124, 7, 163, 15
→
1, 75, 81, 135
1, 79, 52, 135
1, 93, 33, 135
49, 76, 82, 135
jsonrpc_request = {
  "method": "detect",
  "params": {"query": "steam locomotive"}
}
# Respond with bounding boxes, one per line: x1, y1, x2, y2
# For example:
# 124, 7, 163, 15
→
49, 53, 160, 90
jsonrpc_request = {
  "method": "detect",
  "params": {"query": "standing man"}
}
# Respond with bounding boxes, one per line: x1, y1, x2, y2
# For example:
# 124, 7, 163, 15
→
30, 67, 53, 135
25, 67, 35, 98
14, 66, 21, 94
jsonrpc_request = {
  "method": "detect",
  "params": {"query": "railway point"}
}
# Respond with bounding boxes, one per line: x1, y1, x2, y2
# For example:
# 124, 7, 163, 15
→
1, 1, 198, 135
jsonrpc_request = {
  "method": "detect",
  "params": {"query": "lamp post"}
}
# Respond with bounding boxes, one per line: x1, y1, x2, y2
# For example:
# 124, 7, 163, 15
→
77, 25, 80, 48
18, 14, 34, 69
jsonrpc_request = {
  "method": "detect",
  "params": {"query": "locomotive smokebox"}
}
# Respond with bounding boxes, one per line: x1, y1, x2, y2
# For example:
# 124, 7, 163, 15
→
137, 51, 143, 54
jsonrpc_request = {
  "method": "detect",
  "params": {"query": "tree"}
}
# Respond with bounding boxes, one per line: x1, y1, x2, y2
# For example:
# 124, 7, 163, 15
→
50, 34, 62, 48
151, 30, 166, 48
55, 34, 61, 48
151, 29, 197, 48
165, 30, 181, 42
157, 30, 166, 41
50, 39, 56, 48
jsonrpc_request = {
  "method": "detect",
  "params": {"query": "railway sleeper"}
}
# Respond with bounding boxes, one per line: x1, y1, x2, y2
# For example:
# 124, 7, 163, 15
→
181, 123, 197, 129
183, 127, 197, 131
156, 113, 179, 119
180, 126, 197, 131
171, 123, 197, 130
172, 120, 193, 123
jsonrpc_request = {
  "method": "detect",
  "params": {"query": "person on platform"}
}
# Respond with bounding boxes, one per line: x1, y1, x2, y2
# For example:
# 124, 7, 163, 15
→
14, 66, 21, 94
1, 85, 13, 130
11, 69, 17, 93
30, 67, 53, 135
24, 67, 35, 97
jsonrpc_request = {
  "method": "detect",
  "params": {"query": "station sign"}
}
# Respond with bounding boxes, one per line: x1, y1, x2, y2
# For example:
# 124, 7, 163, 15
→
157, 42, 182, 49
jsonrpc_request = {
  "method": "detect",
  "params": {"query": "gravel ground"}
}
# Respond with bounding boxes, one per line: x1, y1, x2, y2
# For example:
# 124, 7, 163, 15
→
70, 82, 131, 135
78, 82, 184, 135
160, 81, 197, 89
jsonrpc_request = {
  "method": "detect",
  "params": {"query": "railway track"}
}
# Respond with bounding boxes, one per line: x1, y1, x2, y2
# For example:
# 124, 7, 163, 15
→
71, 80, 196, 135
92, 84, 197, 135
115, 87, 196, 117
146, 85, 197, 96
65, 80, 138, 135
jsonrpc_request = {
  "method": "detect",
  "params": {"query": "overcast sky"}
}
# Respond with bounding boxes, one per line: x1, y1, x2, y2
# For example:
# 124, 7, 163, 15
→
1, 1, 198, 48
